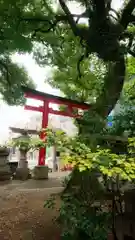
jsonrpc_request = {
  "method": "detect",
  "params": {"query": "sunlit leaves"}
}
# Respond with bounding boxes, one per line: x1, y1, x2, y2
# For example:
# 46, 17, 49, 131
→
62, 141, 135, 181
38, 127, 135, 182
43, 125, 135, 240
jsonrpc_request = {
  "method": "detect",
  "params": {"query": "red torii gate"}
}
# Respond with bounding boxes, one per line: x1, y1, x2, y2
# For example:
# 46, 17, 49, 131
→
22, 86, 90, 166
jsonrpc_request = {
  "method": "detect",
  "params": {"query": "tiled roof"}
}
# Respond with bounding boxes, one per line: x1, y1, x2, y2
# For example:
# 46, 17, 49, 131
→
10, 113, 77, 136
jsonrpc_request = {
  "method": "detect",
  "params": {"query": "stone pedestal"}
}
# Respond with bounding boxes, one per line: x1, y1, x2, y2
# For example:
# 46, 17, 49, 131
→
15, 149, 30, 180
33, 166, 48, 180
0, 148, 11, 181
15, 166, 31, 180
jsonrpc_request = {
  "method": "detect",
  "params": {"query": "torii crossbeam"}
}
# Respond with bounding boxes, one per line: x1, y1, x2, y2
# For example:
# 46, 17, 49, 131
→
22, 86, 91, 166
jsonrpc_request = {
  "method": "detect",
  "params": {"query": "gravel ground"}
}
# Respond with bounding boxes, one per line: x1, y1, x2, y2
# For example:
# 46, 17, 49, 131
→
0, 174, 67, 240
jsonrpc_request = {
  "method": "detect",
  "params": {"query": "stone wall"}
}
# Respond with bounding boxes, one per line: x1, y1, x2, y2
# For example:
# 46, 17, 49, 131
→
0, 148, 11, 180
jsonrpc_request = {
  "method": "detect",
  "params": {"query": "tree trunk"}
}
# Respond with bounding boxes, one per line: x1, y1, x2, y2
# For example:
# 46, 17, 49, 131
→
94, 56, 125, 117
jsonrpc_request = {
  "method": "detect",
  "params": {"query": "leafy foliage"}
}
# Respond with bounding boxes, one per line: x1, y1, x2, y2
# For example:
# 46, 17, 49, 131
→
0, 0, 38, 104
48, 133, 135, 181
43, 127, 135, 239
32, 0, 135, 115
1, 1, 134, 239
51, 54, 106, 103
11, 135, 33, 151
58, 192, 111, 240
0, 59, 35, 105
10, 128, 68, 152
10, 132, 45, 151
0, 0, 134, 111
2, 1, 135, 237
109, 107, 135, 137
27, 127, 134, 183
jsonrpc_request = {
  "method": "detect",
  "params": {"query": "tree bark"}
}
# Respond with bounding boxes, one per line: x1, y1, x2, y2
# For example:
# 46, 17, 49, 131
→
94, 56, 125, 116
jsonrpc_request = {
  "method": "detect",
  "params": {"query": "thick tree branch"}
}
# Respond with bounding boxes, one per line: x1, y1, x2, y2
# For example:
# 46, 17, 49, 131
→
106, 0, 112, 11
121, 30, 133, 39
0, 60, 11, 86
77, 47, 89, 79
20, 12, 89, 36
130, 14, 135, 24
29, 14, 88, 39
128, 49, 135, 57
128, 35, 134, 49
120, 0, 135, 29
21, 13, 89, 23
75, 11, 89, 23
20, 15, 67, 24
109, 8, 120, 20
20, 15, 67, 38
121, 31, 135, 56
82, 0, 89, 7
77, 54, 85, 79
31, 18, 63, 37
59, 0, 81, 36
92, 0, 106, 19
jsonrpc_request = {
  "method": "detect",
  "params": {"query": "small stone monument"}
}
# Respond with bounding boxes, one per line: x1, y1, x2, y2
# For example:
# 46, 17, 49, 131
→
0, 147, 11, 181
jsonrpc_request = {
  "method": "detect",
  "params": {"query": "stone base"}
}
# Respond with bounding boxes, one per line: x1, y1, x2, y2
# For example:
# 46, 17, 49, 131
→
14, 168, 31, 181
33, 166, 48, 180
0, 173, 11, 181
0, 165, 11, 181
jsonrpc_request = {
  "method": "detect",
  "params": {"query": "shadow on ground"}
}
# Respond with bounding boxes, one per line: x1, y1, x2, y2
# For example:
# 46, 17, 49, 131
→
0, 172, 70, 240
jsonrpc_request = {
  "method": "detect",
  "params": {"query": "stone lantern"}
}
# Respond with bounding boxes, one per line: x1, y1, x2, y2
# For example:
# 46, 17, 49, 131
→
15, 132, 31, 180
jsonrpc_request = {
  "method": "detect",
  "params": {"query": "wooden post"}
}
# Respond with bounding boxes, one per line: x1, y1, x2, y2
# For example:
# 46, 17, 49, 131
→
52, 145, 57, 172
38, 100, 49, 166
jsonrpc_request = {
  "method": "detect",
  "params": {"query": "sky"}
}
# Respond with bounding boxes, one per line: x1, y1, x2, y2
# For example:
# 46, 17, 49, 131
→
0, 0, 123, 143
0, 54, 60, 142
